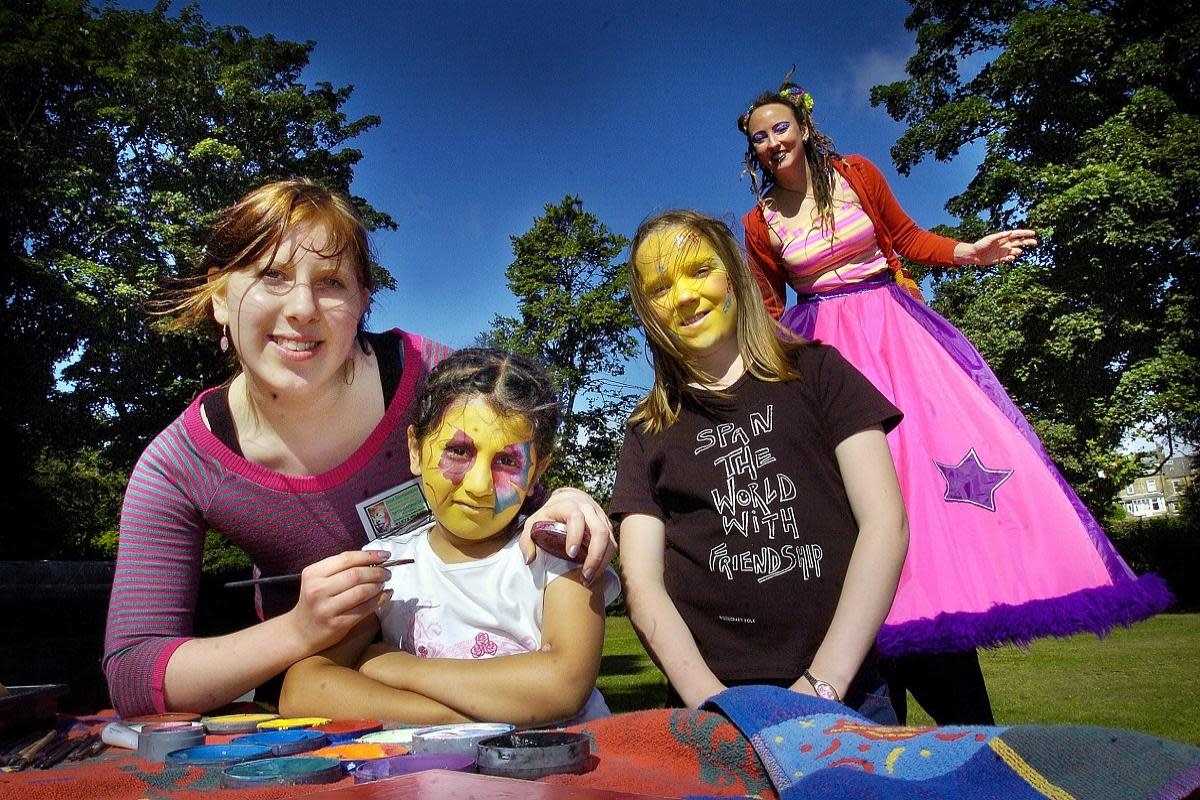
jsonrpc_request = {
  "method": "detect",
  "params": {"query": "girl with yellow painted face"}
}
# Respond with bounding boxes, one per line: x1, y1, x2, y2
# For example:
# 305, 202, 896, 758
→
280, 349, 618, 726
611, 210, 908, 722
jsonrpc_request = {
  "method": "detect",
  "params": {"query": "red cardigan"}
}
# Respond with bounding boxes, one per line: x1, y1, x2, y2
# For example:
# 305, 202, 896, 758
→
742, 154, 959, 319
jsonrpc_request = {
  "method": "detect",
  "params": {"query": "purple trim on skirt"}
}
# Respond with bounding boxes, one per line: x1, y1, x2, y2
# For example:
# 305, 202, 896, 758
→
876, 573, 1173, 655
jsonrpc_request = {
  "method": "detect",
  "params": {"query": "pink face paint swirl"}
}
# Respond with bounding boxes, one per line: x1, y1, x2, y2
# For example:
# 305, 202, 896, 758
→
436, 429, 475, 484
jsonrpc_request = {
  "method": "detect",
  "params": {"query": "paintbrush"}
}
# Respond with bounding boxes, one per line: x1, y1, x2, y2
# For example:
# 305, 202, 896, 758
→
33, 732, 78, 770
224, 558, 414, 589
11, 729, 58, 771
63, 732, 100, 762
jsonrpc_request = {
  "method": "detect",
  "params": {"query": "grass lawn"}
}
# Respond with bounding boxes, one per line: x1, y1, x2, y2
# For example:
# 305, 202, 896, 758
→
598, 613, 1200, 745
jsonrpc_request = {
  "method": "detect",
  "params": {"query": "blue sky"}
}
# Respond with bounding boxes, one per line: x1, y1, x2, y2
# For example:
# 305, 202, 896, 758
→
127, 0, 982, 389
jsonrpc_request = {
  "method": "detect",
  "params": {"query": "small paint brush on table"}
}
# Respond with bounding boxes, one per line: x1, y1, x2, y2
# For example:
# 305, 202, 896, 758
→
224, 558, 414, 589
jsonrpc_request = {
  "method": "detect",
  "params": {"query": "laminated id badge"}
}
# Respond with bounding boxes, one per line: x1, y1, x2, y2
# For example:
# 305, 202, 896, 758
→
356, 478, 431, 541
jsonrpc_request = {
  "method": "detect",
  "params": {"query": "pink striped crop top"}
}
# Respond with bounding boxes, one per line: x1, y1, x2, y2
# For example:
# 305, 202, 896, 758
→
762, 176, 890, 295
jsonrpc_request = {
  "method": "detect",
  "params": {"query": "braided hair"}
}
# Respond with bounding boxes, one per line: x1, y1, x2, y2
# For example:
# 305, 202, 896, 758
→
411, 348, 561, 461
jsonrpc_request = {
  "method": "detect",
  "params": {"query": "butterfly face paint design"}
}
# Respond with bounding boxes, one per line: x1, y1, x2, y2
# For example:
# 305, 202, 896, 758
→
410, 396, 540, 542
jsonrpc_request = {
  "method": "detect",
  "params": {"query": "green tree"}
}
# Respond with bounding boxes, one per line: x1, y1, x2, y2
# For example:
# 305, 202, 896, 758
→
485, 197, 640, 498
871, 0, 1200, 512
1, 0, 393, 557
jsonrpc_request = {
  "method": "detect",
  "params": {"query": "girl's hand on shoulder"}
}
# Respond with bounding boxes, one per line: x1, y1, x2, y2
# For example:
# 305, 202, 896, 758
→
287, 550, 394, 654
958, 229, 1038, 266
520, 486, 616, 584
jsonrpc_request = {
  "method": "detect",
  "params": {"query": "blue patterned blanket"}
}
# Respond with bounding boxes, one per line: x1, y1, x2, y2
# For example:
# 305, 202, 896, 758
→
702, 685, 1200, 799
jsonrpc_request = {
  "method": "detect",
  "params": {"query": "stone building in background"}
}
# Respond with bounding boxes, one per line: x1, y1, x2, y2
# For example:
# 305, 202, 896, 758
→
1120, 455, 1196, 518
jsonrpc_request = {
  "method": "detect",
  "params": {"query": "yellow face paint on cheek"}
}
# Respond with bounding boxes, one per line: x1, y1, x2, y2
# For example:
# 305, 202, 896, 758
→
416, 397, 539, 542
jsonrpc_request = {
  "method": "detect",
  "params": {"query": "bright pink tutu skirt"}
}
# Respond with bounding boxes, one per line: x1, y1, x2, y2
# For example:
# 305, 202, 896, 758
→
781, 281, 1171, 655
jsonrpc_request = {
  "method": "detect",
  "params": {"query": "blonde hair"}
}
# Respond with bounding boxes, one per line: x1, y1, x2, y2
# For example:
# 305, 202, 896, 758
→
627, 210, 811, 433
158, 178, 376, 348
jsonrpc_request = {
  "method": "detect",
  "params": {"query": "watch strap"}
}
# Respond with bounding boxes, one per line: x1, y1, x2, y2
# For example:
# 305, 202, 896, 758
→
802, 669, 841, 702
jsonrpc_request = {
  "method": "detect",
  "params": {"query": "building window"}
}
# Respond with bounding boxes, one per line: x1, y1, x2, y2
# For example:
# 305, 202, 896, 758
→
1147, 479, 1158, 492
1126, 485, 1135, 495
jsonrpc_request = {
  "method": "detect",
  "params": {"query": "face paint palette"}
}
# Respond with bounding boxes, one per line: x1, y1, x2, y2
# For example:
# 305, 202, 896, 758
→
219, 755, 343, 788
476, 731, 591, 779
232, 729, 328, 757
310, 742, 407, 762
351, 752, 476, 784
164, 743, 272, 768
257, 716, 331, 732
202, 712, 280, 734
357, 727, 422, 746
312, 719, 383, 743
136, 722, 207, 761
531, 520, 590, 564
125, 712, 202, 726
409, 722, 515, 755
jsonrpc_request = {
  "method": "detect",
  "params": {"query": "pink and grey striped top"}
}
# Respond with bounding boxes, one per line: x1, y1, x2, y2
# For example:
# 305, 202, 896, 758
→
763, 176, 890, 295
102, 329, 451, 716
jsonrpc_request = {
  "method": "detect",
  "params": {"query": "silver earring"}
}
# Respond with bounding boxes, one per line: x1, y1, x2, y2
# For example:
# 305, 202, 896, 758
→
219, 325, 230, 353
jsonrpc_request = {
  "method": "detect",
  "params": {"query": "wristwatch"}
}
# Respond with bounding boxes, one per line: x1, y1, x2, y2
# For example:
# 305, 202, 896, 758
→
803, 669, 840, 702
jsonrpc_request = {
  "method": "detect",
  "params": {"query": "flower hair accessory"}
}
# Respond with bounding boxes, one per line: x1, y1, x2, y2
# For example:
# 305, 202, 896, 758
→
779, 84, 814, 113
737, 67, 816, 133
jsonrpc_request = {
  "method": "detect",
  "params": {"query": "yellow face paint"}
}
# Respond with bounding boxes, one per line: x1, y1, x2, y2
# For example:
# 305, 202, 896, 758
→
634, 226, 738, 361
409, 396, 540, 543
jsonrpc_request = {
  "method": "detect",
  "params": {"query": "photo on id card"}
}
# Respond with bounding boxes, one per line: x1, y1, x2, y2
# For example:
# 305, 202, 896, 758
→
355, 478, 431, 541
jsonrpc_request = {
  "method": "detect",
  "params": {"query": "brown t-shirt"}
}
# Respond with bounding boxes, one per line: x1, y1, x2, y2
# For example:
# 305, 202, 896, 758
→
610, 344, 901, 688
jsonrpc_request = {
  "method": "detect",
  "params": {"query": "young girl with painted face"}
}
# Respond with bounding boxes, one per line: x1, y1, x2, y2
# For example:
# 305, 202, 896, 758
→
610, 211, 907, 720
102, 181, 616, 719
737, 75, 1171, 724
280, 348, 618, 726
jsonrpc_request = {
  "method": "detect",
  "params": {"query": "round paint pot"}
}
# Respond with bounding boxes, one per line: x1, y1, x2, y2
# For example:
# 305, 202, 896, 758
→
309, 742, 408, 773
257, 716, 331, 732
531, 520, 589, 564
220, 755, 343, 788
352, 753, 476, 784
126, 712, 202, 726
476, 731, 591, 779
356, 727, 421, 747
164, 743, 272, 768
202, 712, 280, 734
311, 719, 383, 743
136, 722, 207, 762
410, 722, 515, 755
232, 729, 328, 757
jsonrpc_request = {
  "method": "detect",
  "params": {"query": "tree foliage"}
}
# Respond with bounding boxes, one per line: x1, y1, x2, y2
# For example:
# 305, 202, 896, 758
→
484, 197, 640, 498
872, 0, 1200, 511
1, 0, 392, 557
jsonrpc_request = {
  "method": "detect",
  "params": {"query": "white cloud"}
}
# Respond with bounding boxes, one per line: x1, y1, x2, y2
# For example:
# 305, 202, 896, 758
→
848, 49, 911, 106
